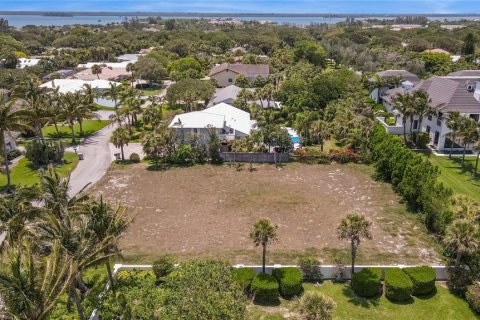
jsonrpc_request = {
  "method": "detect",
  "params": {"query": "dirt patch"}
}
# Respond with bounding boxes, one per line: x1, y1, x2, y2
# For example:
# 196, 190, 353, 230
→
90, 162, 442, 264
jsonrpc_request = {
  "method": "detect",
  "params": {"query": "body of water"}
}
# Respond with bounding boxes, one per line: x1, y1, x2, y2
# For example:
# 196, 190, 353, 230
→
1, 14, 479, 28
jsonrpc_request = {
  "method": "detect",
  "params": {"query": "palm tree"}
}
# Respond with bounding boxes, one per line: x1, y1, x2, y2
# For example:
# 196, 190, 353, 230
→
86, 196, 133, 292
126, 62, 136, 87
249, 218, 278, 273
412, 90, 442, 145
82, 83, 97, 106
444, 219, 480, 268
102, 82, 121, 109
446, 111, 462, 159
337, 213, 372, 275
111, 127, 130, 160
391, 92, 414, 144
310, 119, 331, 152
457, 116, 478, 170
22, 95, 50, 144
371, 74, 386, 103
0, 92, 30, 192
91, 64, 102, 79
0, 241, 75, 320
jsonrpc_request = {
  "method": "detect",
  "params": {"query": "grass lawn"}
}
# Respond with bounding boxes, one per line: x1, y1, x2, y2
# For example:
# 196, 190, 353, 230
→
141, 88, 163, 96
249, 282, 478, 320
0, 152, 79, 187
42, 120, 110, 141
422, 154, 480, 202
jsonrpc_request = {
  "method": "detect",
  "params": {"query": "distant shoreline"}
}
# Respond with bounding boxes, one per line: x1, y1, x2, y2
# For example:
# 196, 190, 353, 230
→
1, 11, 480, 18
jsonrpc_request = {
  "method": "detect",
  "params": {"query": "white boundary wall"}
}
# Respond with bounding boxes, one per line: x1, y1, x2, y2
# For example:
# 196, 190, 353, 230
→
89, 263, 448, 319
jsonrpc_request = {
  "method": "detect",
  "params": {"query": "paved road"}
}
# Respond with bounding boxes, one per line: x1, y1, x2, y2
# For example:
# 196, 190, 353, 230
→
68, 123, 117, 197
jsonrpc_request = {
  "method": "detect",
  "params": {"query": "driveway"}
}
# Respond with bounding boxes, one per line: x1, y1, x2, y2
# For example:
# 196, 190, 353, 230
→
67, 123, 117, 197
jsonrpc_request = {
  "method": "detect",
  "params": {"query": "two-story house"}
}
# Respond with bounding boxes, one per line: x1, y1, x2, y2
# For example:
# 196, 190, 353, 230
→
208, 63, 270, 87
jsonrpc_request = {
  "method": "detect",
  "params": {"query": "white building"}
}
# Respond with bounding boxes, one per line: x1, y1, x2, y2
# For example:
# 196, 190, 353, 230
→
369, 70, 420, 102
17, 58, 41, 69
169, 103, 255, 143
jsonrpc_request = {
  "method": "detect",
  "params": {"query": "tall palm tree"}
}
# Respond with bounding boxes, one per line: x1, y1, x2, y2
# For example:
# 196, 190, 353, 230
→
458, 116, 478, 170
111, 127, 130, 160
392, 92, 414, 144
412, 90, 442, 144
337, 213, 372, 275
126, 62, 136, 87
371, 74, 386, 103
444, 219, 480, 268
82, 83, 97, 106
91, 64, 102, 80
86, 196, 133, 292
21, 95, 50, 144
446, 111, 462, 159
310, 119, 331, 152
0, 93, 30, 192
102, 82, 121, 109
249, 218, 278, 273
0, 241, 75, 320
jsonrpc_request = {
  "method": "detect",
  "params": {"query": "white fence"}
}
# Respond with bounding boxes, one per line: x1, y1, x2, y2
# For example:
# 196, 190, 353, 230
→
89, 263, 448, 319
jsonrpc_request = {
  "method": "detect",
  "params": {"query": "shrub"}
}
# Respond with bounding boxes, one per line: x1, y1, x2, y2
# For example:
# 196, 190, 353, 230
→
292, 291, 336, 320
25, 140, 65, 168
384, 268, 413, 301
129, 152, 141, 163
351, 267, 382, 298
231, 268, 255, 292
272, 267, 303, 297
298, 256, 323, 282
416, 132, 430, 149
328, 149, 361, 163
152, 255, 175, 281
332, 260, 347, 283
447, 264, 473, 296
172, 144, 193, 165
7, 149, 21, 160
251, 273, 279, 303
466, 283, 480, 314
403, 266, 436, 295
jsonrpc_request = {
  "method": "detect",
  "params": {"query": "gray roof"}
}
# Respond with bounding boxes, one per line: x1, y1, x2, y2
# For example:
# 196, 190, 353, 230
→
384, 75, 480, 114
208, 85, 280, 108
208, 63, 270, 77
447, 70, 480, 77
370, 70, 420, 84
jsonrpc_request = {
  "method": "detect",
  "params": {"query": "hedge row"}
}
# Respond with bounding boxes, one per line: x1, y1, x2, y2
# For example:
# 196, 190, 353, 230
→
272, 267, 303, 297
466, 283, 480, 314
403, 266, 436, 295
251, 273, 279, 303
231, 268, 255, 292
351, 267, 382, 298
370, 124, 452, 234
384, 268, 414, 302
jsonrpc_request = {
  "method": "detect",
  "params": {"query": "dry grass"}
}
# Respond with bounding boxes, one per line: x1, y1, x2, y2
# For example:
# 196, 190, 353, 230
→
90, 162, 442, 265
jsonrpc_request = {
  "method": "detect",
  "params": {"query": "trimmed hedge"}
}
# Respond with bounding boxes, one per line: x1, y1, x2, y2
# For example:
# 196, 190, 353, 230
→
466, 283, 480, 314
231, 268, 255, 292
251, 273, 279, 303
385, 268, 413, 302
403, 266, 436, 295
272, 267, 303, 297
351, 267, 382, 298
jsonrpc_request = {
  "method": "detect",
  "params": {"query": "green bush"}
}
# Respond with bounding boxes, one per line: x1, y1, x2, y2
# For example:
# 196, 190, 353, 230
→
351, 267, 382, 298
129, 152, 141, 163
272, 267, 303, 298
416, 132, 430, 149
7, 149, 21, 160
152, 255, 175, 281
384, 268, 413, 301
172, 144, 193, 165
25, 140, 65, 168
232, 268, 255, 292
403, 266, 436, 295
292, 290, 336, 320
298, 256, 323, 282
251, 273, 279, 303
466, 283, 480, 314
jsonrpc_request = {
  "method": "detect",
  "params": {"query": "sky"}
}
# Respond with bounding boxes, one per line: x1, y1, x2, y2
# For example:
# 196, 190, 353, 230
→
0, 0, 479, 14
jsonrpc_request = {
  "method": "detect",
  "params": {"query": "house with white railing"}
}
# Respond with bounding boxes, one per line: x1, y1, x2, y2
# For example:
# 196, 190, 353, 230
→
376, 72, 480, 151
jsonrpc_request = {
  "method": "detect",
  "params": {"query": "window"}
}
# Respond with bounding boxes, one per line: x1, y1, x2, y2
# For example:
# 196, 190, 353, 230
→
229, 128, 234, 134
426, 125, 431, 134
193, 128, 198, 134
228, 78, 233, 83
470, 114, 480, 122
427, 115, 432, 121
437, 119, 442, 126
413, 120, 418, 130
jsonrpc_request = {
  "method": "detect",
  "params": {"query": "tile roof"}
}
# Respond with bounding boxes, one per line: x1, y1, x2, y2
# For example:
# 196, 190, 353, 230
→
447, 70, 480, 77
208, 63, 270, 77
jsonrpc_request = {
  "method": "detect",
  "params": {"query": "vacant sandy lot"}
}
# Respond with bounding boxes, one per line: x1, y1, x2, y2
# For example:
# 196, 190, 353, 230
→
90, 162, 442, 264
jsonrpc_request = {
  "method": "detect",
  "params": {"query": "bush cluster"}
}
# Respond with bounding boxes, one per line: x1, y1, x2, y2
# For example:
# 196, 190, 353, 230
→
370, 124, 452, 233
403, 266, 436, 295
272, 267, 303, 298
129, 152, 141, 163
298, 256, 323, 282
152, 255, 175, 281
251, 273, 279, 303
466, 283, 480, 314
231, 268, 255, 292
7, 149, 21, 160
351, 267, 382, 298
293, 148, 361, 164
384, 268, 413, 301
25, 140, 65, 168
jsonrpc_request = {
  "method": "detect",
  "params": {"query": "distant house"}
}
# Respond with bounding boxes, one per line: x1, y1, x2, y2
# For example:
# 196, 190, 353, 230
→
378, 73, 480, 151
17, 58, 41, 69
207, 85, 281, 109
77, 62, 131, 69
71, 66, 130, 81
116, 54, 144, 62
43, 69, 77, 81
208, 63, 270, 87
369, 70, 420, 102
4, 131, 20, 152
168, 103, 255, 143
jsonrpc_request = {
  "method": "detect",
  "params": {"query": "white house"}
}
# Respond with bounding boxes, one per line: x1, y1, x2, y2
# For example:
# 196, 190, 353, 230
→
168, 103, 255, 143
17, 58, 41, 69
377, 73, 480, 151
369, 70, 420, 102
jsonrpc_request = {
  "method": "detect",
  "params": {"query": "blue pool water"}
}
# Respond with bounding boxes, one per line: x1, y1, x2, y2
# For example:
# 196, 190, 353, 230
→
291, 136, 301, 143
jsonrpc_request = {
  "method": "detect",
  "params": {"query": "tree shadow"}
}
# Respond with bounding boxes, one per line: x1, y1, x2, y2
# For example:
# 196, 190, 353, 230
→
46, 130, 96, 139
386, 296, 415, 305
146, 162, 171, 171
414, 287, 438, 299
252, 298, 281, 307
341, 285, 381, 308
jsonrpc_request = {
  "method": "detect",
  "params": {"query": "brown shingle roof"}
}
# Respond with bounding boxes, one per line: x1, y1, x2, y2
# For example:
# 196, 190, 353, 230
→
208, 63, 270, 77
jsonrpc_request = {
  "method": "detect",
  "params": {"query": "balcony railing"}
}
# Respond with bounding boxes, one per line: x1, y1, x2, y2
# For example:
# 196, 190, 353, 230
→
376, 116, 405, 135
